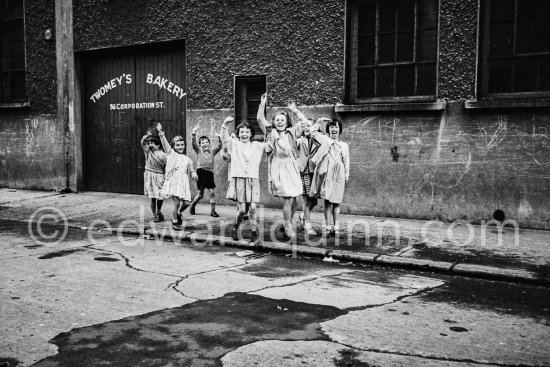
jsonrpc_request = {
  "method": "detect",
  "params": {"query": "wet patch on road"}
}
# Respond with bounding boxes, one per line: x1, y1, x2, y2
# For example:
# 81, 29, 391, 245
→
240, 255, 320, 278
93, 256, 120, 262
334, 349, 376, 367
420, 277, 550, 325
32, 292, 346, 367
38, 248, 84, 259
0, 357, 20, 367
410, 243, 550, 283
24, 244, 43, 249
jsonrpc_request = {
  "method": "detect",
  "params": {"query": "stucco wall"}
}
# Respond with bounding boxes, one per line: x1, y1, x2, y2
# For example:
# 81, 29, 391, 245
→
72, 0, 345, 109
437, 0, 478, 101
25, 0, 58, 113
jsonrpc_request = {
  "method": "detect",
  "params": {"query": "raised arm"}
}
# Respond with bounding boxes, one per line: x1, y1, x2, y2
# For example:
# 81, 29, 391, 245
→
287, 101, 307, 136
156, 122, 172, 154
343, 142, 350, 186
256, 93, 271, 135
220, 115, 235, 151
191, 124, 200, 154
140, 134, 149, 157
213, 135, 223, 156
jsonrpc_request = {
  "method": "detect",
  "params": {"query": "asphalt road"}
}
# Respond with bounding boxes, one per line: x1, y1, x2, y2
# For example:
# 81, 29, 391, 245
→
1, 220, 549, 367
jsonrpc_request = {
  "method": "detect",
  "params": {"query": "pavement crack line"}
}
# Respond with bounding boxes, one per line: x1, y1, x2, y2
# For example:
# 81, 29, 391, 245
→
326, 341, 542, 367
164, 261, 251, 299
344, 283, 444, 312
86, 245, 184, 279
245, 271, 357, 294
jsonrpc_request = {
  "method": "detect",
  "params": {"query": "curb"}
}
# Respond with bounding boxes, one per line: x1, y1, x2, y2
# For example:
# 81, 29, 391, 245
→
4, 216, 548, 286
122, 227, 549, 286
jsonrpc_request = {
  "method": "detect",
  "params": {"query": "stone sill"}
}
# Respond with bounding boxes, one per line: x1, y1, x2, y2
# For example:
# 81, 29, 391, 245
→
335, 101, 445, 113
465, 99, 550, 109
0, 102, 30, 109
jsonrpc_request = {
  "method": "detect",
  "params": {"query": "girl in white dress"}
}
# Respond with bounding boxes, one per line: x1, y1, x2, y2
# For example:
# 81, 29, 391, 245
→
258, 94, 305, 238
157, 122, 198, 228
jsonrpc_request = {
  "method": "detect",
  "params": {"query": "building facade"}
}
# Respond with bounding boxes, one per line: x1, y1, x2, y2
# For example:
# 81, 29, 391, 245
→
0, 0, 549, 229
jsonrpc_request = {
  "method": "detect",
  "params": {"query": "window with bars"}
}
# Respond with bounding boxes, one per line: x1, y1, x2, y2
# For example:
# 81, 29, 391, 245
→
234, 75, 266, 136
479, 0, 550, 99
346, 0, 438, 103
1, 0, 26, 103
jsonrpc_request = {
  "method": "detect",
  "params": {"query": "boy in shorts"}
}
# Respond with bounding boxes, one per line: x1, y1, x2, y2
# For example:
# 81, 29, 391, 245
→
189, 124, 222, 217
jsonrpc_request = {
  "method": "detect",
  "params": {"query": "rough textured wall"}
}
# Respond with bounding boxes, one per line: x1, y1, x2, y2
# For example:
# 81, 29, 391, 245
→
25, 0, 57, 113
338, 108, 550, 229
72, 0, 345, 109
0, 113, 65, 190
437, 0, 477, 101
0, 1, 62, 190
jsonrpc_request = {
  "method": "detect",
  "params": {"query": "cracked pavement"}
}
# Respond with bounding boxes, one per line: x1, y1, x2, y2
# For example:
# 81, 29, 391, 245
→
0, 220, 549, 366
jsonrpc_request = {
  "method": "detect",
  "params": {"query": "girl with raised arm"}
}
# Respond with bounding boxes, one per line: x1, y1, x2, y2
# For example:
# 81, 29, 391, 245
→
309, 118, 350, 236
140, 128, 167, 222
220, 115, 268, 243
258, 94, 304, 238
156, 123, 198, 229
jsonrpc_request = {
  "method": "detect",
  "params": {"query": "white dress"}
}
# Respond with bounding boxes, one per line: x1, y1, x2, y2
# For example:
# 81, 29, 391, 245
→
161, 151, 193, 200
268, 129, 302, 198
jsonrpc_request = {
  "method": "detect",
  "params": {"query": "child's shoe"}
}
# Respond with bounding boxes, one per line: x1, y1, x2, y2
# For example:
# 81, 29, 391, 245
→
298, 213, 305, 229
333, 225, 340, 236
323, 225, 333, 237
172, 220, 180, 230
153, 214, 161, 223
189, 205, 196, 215
157, 212, 165, 222
211, 210, 219, 217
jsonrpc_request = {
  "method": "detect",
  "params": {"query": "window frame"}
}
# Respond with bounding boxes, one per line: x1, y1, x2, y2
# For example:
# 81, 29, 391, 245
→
233, 74, 267, 136
478, 0, 550, 100
0, 0, 27, 104
345, 0, 440, 104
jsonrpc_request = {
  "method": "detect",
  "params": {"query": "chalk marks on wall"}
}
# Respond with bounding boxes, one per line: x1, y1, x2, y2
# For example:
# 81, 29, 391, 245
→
339, 113, 550, 209
340, 116, 386, 174
0, 116, 64, 185
479, 115, 507, 155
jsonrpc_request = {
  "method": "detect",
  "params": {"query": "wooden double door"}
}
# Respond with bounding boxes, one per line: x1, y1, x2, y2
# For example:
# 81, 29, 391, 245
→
83, 42, 186, 193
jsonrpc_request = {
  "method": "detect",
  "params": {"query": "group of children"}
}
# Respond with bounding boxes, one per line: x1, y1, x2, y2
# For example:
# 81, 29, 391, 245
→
141, 94, 350, 242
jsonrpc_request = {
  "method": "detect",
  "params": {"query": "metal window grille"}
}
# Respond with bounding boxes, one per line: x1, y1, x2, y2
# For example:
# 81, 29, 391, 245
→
348, 0, 438, 102
0, 0, 26, 103
480, 0, 550, 99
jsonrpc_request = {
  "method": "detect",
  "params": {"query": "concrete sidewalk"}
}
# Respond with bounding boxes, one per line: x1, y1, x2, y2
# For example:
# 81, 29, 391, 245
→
0, 189, 548, 285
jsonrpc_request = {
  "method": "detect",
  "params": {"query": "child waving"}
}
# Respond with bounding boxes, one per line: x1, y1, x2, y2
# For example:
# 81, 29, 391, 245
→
157, 122, 198, 229
189, 124, 222, 217
309, 118, 350, 236
140, 128, 167, 222
258, 94, 304, 238
220, 115, 268, 243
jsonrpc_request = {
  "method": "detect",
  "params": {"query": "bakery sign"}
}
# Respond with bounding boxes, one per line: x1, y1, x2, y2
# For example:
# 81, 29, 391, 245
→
89, 73, 186, 110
